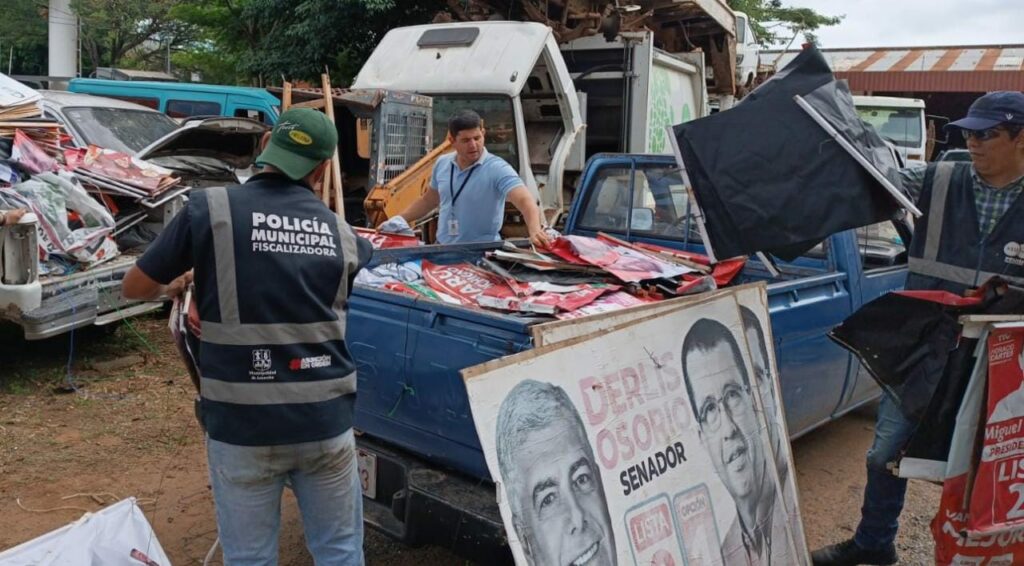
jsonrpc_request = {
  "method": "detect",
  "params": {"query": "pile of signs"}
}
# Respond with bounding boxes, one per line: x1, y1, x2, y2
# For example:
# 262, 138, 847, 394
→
0, 73, 181, 274
931, 317, 1024, 565
0, 74, 62, 160
64, 145, 184, 239
353, 227, 423, 249
355, 233, 746, 319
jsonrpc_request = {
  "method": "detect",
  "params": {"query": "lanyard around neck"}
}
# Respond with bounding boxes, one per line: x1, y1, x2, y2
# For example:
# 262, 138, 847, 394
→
449, 161, 478, 209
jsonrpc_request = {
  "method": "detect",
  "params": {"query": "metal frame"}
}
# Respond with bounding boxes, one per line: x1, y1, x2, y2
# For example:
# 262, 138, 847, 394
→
794, 94, 923, 217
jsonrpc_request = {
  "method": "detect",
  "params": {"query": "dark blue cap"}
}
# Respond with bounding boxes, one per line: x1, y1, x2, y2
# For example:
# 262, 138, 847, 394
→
947, 91, 1024, 131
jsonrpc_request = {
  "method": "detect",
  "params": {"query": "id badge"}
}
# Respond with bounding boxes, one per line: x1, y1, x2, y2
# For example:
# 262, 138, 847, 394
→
448, 218, 460, 236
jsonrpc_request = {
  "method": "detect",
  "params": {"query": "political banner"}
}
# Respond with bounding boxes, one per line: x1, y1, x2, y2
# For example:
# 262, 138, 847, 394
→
932, 321, 1024, 565
733, 286, 809, 560
969, 323, 1024, 535
463, 288, 809, 566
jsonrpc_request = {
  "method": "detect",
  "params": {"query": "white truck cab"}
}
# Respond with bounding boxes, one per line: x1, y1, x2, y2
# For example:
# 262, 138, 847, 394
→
733, 12, 760, 93
854, 95, 928, 166
354, 22, 584, 221
353, 21, 707, 223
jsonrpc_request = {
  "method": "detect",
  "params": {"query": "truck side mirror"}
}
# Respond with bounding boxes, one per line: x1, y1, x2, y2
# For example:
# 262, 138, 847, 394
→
928, 115, 950, 144
630, 208, 654, 231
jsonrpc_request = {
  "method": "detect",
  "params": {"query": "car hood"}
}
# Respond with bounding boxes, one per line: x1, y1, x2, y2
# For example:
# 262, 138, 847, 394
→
136, 117, 268, 168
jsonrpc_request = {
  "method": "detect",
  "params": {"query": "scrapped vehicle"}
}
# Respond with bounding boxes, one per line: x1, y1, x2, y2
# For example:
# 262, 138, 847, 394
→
37, 90, 180, 155
0, 98, 267, 340
137, 116, 267, 186
69, 78, 281, 125
353, 21, 709, 226
854, 95, 927, 165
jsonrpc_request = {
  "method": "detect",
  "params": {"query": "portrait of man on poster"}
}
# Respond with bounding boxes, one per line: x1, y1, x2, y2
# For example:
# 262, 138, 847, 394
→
496, 379, 617, 566
683, 317, 791, 566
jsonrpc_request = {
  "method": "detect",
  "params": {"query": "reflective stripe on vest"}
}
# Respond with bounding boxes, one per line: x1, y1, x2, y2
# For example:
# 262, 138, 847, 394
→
907, 256, 1024, 288
200, 186, 361, 402
921, 162, 954, 262
200, 372, 356, 405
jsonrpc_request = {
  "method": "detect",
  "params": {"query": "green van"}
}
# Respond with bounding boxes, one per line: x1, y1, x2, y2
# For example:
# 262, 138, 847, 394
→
68, 78, 281, 124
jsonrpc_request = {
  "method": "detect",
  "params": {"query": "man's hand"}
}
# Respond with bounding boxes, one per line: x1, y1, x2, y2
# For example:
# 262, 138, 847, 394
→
124, 266, 190, 301
1, 208, 27, 226
528, 225, 552, 249
378, 216, 414, 236
507, 186, 552, 250
166, 270, 194, 299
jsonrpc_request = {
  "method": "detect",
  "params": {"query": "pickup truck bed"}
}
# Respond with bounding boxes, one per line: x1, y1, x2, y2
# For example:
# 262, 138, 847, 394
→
350, 242, 835, 475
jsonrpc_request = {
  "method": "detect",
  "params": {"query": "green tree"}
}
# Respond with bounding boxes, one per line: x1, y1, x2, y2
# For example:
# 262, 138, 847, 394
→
71, 0, 199, 75
0, 0, 48, 76
173, 0, 444, 86
727, 0, 842, 46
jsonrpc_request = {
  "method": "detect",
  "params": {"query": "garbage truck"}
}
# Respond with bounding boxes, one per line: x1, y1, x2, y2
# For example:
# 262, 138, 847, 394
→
354, 20, 710, 227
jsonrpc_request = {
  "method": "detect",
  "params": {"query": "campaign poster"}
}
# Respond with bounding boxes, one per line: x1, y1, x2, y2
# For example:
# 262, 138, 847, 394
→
463, 289, 809, 566
733, 286, 809, 560
969, 323, 1024, 535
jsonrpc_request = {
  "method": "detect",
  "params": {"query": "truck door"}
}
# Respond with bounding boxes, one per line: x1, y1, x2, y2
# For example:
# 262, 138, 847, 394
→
764, 243, 857, 436
837, 220, 909, 410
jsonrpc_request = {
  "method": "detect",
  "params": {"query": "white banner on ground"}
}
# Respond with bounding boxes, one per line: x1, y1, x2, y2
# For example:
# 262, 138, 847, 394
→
0, 498, 170, 566
464, 287, 809, 566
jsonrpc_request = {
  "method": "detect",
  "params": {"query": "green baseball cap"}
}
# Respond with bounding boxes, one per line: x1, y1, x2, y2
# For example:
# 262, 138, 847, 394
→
256, 107, 338, 180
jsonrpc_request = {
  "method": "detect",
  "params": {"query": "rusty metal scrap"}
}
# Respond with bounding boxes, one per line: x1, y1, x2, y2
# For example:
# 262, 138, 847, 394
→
443, 0, 653, 43
438, 0, 739, 94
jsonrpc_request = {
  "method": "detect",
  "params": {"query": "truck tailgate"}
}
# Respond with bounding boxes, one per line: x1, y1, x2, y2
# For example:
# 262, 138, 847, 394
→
349, 242, 537, 479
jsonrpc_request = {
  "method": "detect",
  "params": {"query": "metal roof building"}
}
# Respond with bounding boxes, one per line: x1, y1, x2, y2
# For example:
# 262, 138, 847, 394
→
761, 45, 1024, 92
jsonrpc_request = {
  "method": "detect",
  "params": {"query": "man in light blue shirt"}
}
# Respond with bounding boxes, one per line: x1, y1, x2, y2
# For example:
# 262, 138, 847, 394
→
389, 110, 550, 247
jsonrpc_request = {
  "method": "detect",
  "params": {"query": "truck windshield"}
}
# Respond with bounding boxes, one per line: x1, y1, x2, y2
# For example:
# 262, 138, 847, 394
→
577, 163, 701, 241
857, 107, 923, 149
62, 107, 179, 154
429, 95, 519, 171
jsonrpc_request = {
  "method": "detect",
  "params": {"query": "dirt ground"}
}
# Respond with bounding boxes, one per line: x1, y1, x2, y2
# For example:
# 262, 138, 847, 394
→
0, 314, 939, 565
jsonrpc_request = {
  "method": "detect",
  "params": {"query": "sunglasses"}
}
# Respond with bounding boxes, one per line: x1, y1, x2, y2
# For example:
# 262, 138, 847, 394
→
962, 125, 1019, 141
961, 127, 1005, 142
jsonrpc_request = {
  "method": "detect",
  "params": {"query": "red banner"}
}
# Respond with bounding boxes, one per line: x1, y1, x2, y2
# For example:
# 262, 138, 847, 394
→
422, 261, 503, 306
353, 228, 422, 249
969, 327, 1024, 535
933, 324, 1024, 565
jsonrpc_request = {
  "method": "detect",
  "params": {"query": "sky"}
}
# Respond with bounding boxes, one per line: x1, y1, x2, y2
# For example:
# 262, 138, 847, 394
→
767, 0, 1024, 49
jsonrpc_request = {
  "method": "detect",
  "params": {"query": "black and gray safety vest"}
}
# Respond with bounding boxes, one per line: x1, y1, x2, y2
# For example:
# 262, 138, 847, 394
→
189, 174, 362, 445
906, 162, 1024, 293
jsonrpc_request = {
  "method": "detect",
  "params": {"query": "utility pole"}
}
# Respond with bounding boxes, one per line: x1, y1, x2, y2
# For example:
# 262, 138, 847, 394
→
48, 0, 78, 89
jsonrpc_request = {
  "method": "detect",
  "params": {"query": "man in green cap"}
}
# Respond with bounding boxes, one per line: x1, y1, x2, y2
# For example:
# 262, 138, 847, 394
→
124, 107, 372, 565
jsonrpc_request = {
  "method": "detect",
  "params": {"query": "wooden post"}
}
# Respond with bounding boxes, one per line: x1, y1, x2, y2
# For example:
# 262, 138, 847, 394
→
321, 73, 345, 217
282, 81, 293, 111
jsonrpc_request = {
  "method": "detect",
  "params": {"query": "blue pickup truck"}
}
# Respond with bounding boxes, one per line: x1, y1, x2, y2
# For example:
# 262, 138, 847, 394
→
347, 153, 910, 562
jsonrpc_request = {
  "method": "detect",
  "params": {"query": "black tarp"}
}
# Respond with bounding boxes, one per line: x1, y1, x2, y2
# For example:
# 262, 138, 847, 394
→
826, 283, 1024, 478
829, 292, 964, 421
900, 286, 1024, 473
671, 46, 904, 260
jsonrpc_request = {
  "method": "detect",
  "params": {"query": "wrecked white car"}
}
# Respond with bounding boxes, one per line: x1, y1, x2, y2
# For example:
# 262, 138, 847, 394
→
0, 92, 266, 340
